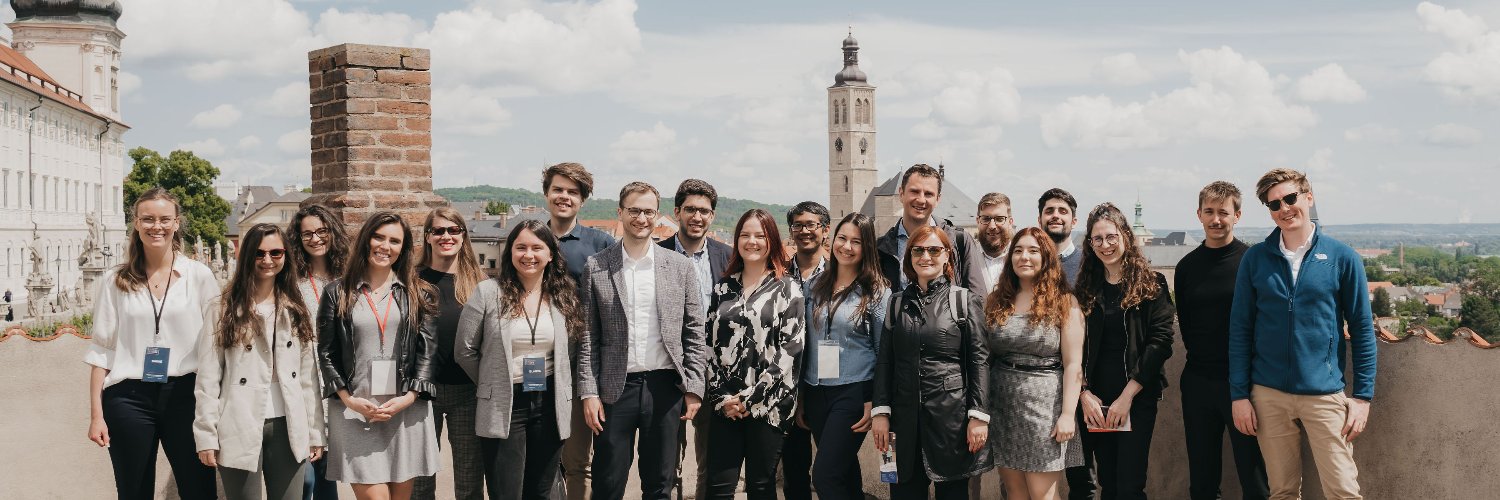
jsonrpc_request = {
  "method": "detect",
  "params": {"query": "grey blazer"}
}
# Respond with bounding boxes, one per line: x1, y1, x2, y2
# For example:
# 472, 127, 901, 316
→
576, 242, 708, 404
454, 279, 573, 440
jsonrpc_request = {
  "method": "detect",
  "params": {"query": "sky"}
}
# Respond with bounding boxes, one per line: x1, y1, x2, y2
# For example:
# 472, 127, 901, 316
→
3, 0, 1497, 229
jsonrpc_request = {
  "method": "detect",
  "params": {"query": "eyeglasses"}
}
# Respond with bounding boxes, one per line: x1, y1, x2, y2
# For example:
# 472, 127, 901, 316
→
789, 222, 825, 232
910, 246, 947, 257
680, 206, 714, 217
1264, 191, 1305, 212
255, 249, 286, 260
300, 228, 330, 242
624, 208, 659, 220
428, 226, 466, 236
977, 215, 1011, 226
137, 216, 176, 227
1089, 234, 1121, 247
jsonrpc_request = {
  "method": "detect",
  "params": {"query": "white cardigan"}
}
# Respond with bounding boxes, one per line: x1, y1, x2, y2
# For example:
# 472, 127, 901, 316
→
193, 302, 325, 471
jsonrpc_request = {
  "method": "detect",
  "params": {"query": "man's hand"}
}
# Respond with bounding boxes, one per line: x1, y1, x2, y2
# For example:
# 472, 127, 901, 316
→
1342, 398, 1371, 441
682, 393, 702, 421
583, 397, 606, 435
1232, 399, 1258, 437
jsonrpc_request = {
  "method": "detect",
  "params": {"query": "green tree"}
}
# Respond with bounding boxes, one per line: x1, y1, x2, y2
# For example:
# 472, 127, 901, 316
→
1364, 264, 1388, 283
1459, 294, 1500, 337
484, 200, 511, 216
124, 147, 232, 247
1372, 287, 1393, 317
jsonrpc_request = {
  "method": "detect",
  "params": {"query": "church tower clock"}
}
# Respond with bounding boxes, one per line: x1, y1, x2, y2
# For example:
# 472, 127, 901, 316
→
828, 31, 877, 220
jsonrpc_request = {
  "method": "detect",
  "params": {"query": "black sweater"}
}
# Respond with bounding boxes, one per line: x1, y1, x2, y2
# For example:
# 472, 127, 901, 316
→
1173, 239, 1249, 380
419, 268, 474, 386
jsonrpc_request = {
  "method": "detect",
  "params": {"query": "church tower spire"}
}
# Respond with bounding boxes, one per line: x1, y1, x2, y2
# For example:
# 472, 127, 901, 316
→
828, 30, 877, 220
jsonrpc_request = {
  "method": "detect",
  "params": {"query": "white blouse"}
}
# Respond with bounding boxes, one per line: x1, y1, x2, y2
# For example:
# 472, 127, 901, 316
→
84, 254, 222, 388
507, 307, 557, 384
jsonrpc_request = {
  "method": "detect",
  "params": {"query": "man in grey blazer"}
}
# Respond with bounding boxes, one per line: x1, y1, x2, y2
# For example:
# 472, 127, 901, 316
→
577, 181, 708, 500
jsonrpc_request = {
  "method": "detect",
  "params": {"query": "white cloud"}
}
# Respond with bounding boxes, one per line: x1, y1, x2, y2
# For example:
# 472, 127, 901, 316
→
609, 122, 680, 165
176, 139, 226, 158
1295, 64, 1367, 102
1421, 123, 1484, 147
278, 128, 310, 155
1418, 2, 1500, 104
259, 81, 310, 118
1306, 147, 1335, 173
121, 0, 318, 81
189, 104, 243, 128
905, 68, 1022, 144
431, 85, 514, 136
117, 71, 142, 96
1093, 53, 1153, 86
312, 8, 426, 47
1040, 47, 1318, 150
1343, 123, 1401, 143
238, 136, 263, 150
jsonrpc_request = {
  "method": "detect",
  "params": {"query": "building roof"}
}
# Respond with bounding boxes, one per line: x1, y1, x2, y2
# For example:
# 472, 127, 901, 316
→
860, 171, 978, 227
832, 32, 869, 87
466, 212, 551, 241
238, 191, 310, 225
1368, 281, 1396, 292
0, 44, 119, 124
1141, 245, 1195, 269
450, 201, 487, 218
1148, 231, 1195, 246
223, 185, 280, 237
11, 0, 123, 22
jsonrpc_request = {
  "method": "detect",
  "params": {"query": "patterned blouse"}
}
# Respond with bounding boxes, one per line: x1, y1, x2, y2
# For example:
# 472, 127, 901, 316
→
706, 271, 807, 429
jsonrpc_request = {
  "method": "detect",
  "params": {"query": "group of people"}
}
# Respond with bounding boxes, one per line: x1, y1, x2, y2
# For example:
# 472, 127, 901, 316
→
83, 162, 1377, 500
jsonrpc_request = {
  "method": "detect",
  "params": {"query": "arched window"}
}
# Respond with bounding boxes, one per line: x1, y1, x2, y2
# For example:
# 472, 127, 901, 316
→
831, 102, 838, 124
842, 99, 850, 124
844, 175, 849, 193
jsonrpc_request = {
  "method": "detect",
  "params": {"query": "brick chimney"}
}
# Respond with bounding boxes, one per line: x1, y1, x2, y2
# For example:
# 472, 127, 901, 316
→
303, 44, 447, 232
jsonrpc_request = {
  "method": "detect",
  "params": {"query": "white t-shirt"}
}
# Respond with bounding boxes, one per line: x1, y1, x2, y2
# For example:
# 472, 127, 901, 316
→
508, 304, 557, 384
256, 301, 288, 419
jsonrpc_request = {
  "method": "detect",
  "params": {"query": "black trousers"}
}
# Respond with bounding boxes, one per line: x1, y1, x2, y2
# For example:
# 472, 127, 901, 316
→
804, 382, 870, 500
704, 414, 787, 500
1181, 370, 1270, 500
889, 450, 968, 500
1066, 408, 1097, 500
482, 383, 564, 500
102, 375, 217, 500
1082, 395, 1159, 500
591, 370, 684, 500
780, 422, 813, 500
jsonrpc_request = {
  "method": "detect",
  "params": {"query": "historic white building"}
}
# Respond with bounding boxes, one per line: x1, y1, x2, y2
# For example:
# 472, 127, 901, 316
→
1, 0, 128, 315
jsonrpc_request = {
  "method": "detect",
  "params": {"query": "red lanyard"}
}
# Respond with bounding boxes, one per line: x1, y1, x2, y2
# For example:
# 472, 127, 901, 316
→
363, 288, 393, 355
308, 276, 321, 304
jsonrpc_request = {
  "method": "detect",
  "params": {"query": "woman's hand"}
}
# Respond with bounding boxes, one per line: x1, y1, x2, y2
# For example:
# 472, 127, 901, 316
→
1105, 394, 1134, 430
966, 418, 988, 453
197, 450, 219, 467
720, 396, 748, 419
341, 393, 389, 423
1080, 390, 1105, 429
378, 391, 419, 417
1052, 415, 1077, 443
309, 446, 325, 462
87, 417, 110, 447
871, 415, 891, 452
850, 402, 873, 433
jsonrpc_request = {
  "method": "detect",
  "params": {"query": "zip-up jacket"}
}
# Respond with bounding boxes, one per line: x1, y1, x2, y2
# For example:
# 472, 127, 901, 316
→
1082, 272, 1176, 397
1228, 226, 1377, 401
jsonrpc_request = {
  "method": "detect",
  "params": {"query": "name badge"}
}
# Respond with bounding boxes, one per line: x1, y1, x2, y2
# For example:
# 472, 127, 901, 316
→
523, 356, 547, 392
143, 346, 170, 383
370, 359, 398, 396
818, 341, 841, 380
879, 432, 898, 483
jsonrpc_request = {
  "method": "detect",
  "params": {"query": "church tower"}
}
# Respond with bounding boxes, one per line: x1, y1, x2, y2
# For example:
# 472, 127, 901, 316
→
7, 0, 126, 121
828, 31, 877, 220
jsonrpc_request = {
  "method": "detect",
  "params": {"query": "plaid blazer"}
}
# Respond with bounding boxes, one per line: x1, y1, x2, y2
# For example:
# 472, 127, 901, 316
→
576, 242, 708, 404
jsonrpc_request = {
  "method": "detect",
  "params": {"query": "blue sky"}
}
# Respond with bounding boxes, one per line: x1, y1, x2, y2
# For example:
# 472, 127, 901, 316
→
4, 0, 1496, 228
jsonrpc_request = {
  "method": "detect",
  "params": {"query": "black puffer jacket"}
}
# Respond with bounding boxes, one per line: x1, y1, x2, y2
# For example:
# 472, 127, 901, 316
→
1081, 272, 1176, 397
316, 280, 438, 400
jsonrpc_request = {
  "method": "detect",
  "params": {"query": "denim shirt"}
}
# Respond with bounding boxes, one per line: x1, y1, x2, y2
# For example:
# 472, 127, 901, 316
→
801, 277, 891, 387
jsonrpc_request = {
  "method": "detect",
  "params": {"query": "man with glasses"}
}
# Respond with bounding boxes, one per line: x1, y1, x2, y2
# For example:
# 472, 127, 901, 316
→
975, 192, 1015, 295
578, 182, 708, 500
1230, 168, 1376, 500
780, 201, 830, 500
874, 163, 986, 297
658, 179, 731, 500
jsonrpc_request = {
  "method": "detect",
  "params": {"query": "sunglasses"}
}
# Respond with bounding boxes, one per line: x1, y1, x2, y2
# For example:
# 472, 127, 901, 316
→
1264, 191, 1306, 212
910, 245, 947, 257
255, 249, 286, 260
428, 226, 466, 236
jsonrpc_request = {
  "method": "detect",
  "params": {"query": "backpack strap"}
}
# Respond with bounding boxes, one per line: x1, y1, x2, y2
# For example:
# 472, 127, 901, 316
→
949, 286, 968, 326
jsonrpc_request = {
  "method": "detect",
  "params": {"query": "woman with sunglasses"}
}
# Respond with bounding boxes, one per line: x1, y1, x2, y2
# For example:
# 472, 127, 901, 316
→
454, 219, 582, 499
411, 207, 488, 500
317, 212, 440, 500
800, 213, 889, 500
703, 208, 806, 500
85, 187, 221, 499
194, 223, 325, 500
984, 227, 1085, 499
289, 204, 349, 500
871, 226, 991, 500
1074, 203, 1176, 500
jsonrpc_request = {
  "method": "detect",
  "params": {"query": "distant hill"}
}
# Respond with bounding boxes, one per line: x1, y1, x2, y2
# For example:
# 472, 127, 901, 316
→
436, 185, 796, 233
1152, 223, 1500, 255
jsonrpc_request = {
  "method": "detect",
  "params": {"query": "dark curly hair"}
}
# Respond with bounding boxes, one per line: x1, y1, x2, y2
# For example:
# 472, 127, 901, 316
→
1074, 203, 1160, 312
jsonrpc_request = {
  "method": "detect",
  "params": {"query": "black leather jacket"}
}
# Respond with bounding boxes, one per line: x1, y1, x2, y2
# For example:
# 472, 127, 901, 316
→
874, 218, 988, 298
316, 279, 438, 400
1082, 272, 1176, 397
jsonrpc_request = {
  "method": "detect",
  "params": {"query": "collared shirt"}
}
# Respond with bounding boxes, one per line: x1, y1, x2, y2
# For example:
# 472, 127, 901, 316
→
803, 282, 889, 387
980, 251, 1007, 294
675, 237, 715, 314
1058, 238, 1077, 260
789, 255, 826, 287
557, 221, 615, 283
84, 253, 222, 388
895, 218, 937, 290
1279, 223, 1317, 285
622, 244, 673, 373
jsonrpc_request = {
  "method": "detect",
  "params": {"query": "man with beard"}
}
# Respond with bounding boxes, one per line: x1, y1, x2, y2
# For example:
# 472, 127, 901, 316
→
1037, 188, 1083, 287
659, 179, 731, 500
975, 192, 1016, 294
781, 201, 831, 500
543, 162, 616, 500
874, 163, 986, 297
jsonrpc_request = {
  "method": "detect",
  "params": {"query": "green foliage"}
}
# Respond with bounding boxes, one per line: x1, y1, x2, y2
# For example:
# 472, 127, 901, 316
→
1364, 264, 1387, 282
1396, 297, 1430, 320
1372, 288, 1393, 317
124, 147, 232, 246
1459, 294, 1500, 337
484, 200, 510, 215
1425, 315, 1456, 339
435, 185, 795, 233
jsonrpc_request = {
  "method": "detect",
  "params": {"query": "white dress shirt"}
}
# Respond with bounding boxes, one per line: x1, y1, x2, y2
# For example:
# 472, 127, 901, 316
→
85, 254, 222, 388
1279, 223, 1317, 285
981, 251, 1007, 294
622, 244, 673, 373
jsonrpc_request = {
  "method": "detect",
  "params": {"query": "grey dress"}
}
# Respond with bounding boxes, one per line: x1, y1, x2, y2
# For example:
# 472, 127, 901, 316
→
987, 314, 1083, 472
325, 288, 440, 484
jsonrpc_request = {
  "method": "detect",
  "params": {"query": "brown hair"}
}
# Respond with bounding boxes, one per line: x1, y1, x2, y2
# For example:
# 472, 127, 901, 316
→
617, 181, 660, 208
337, 212, 437, 329
497, 220, 586, 340
1198, 181, 1243, 211
114, 187, 184, 292
977, 192, 1012, 212
288, 203, 350, 280
542, 162, 595, 200
902, 225, 956, 285
724, 209, 790, 280
985, 227, 1070, 330
419, 207, 486, 305
1075, 203, 1161, 312
898, 163, 943, 196
811, 213, 888, 329
217, 224, 314, 349
1254, 168, 1311, 205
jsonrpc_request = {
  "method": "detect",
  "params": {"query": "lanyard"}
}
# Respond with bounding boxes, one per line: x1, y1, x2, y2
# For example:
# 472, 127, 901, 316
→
307, 276, 321, 304
363, 287, 394, 357
148, 255, 176, 345
522, 295, 548, 346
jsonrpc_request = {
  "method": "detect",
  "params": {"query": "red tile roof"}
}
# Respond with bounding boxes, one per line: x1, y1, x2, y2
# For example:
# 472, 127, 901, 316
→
0, 44, 120, 124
